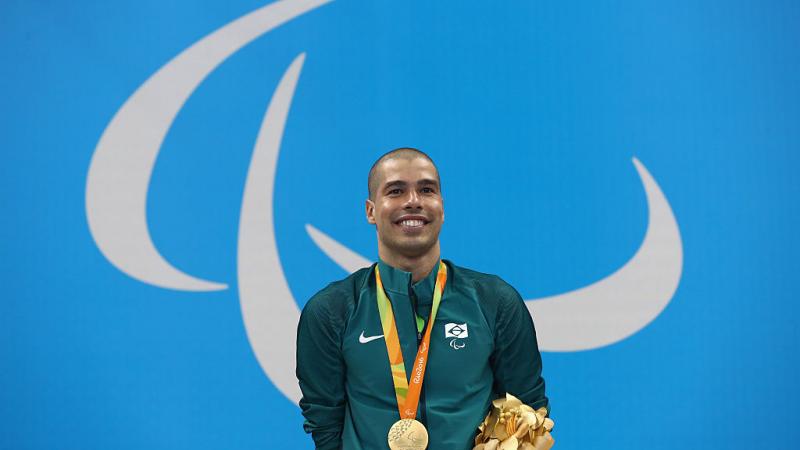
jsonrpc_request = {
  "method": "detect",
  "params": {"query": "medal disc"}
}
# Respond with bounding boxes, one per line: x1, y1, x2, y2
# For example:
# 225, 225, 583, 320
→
387, 418, 428, 450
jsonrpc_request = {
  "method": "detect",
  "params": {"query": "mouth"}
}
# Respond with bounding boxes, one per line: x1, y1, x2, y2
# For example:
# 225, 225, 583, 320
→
394, 215, 430, 231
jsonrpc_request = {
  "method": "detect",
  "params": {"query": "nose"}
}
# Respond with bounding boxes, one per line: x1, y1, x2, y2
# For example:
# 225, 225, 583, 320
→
404, 189, 421, 209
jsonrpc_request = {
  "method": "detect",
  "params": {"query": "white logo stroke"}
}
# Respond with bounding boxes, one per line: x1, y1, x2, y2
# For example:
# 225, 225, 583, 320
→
84, 0, 683, 406
85, 0, 331, 291
359, 331, 385, 344
449, 339, 465, 350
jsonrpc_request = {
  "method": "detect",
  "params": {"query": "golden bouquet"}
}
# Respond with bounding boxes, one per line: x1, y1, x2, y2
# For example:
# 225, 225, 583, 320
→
473, 393, 554, 450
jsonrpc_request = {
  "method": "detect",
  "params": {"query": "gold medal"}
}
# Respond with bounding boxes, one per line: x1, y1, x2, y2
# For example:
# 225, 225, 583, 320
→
387, 418, 428, 450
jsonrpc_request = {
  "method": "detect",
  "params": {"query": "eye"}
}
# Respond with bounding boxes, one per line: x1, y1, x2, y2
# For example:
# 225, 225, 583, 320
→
421, 187, 435, 194
388, 188, 402, 196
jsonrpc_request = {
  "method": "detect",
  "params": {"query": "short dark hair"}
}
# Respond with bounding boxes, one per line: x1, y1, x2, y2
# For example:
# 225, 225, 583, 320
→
367, 147, 440, 200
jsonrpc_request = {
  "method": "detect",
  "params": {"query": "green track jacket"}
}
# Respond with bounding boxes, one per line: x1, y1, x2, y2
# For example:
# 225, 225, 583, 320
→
296, 259, 548, 450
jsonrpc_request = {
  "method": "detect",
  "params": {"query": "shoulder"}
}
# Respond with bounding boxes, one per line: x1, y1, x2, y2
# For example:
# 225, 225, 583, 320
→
301, 265, 373, 320
445, 260, 523, 305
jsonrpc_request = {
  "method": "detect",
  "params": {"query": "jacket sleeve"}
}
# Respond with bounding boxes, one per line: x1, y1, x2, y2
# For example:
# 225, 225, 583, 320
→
296, 291, 347, 450
489, 281, 550, 413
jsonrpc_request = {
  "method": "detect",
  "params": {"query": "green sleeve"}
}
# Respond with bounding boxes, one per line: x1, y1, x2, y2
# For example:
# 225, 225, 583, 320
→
489, 281, 550, 414
296, 291, 347, 450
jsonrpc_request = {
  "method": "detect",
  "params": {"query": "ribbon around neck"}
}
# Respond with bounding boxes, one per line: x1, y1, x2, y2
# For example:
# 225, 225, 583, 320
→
375, 262, 447, 419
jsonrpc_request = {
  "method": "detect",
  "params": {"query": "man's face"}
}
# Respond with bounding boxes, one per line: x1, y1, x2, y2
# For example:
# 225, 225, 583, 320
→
366, 157, 444, 259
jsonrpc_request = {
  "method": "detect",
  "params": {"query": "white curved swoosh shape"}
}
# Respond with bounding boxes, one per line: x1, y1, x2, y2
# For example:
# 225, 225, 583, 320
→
530, 158, 683, 351
239, 54, 306, 402
359, 331, 385, 344
306, 223, 372, 269
307, 157, 683, 351
85, 0, 331, 291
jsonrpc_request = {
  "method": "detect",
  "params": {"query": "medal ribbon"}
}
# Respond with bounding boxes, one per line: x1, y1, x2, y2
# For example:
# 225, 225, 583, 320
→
376, 262, 447, 419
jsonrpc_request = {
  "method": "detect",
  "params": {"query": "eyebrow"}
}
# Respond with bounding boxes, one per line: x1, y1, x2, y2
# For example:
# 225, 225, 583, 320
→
383, 180, 408, 190
382, 179, 440, 190
416, 178, 439, 187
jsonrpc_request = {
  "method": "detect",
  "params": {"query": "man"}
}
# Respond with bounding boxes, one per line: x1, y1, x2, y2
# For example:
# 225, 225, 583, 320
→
296, 148, 548, 450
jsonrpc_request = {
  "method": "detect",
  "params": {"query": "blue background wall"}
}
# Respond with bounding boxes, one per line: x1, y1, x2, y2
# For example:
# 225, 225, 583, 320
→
2, 0, 799, 448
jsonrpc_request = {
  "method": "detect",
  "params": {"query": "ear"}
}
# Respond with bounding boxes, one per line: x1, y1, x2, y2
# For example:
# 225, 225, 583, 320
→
365, 199, 376, 224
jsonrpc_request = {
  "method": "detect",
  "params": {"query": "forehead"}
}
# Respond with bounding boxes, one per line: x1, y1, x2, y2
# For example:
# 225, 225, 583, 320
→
376, 157, 439, 185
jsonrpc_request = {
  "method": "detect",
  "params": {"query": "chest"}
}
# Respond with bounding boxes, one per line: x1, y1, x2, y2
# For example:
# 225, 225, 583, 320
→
342, 290, 494, 404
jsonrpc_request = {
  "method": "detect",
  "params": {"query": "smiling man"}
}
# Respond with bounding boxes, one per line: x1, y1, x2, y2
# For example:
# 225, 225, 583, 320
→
296, 148, 548, 450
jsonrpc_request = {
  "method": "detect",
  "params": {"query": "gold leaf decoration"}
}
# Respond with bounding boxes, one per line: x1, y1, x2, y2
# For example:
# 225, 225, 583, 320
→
472, 394, 555, 450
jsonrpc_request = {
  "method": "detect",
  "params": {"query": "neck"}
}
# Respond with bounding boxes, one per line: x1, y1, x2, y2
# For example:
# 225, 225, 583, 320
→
379, 242, 441, 283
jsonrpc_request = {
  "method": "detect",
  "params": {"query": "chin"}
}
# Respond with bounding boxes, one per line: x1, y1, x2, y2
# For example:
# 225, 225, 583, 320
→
392, 239, 438, 258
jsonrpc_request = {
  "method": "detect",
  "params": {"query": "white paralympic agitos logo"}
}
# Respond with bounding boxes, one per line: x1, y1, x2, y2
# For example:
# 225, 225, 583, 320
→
85, 0, 683, 404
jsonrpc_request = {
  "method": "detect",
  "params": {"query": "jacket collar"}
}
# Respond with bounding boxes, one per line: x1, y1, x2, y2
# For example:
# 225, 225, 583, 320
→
376, 258, 440, 306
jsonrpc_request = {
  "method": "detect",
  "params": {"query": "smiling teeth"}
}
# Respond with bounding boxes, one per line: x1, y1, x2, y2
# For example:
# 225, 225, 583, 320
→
400, 220, 424, 227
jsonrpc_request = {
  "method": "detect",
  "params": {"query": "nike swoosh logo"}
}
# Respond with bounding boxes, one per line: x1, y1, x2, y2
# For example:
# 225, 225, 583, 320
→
359, 331, 384, 344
